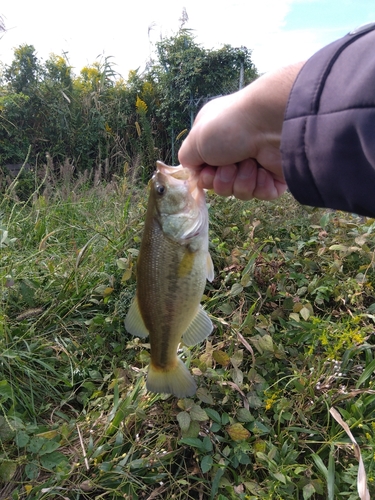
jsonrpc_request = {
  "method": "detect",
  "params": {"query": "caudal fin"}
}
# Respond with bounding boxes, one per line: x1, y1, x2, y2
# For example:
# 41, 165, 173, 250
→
146, 358, 197, 398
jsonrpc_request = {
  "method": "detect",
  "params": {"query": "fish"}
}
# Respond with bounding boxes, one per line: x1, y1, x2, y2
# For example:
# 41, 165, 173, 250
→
125, 160, 214, 398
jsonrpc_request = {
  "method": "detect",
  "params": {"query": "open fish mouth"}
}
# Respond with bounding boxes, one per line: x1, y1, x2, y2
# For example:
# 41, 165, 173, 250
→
159, 165, 190, 181
156, 161, 197, 187
156, 161, 190, 178
155, 161, 203, 205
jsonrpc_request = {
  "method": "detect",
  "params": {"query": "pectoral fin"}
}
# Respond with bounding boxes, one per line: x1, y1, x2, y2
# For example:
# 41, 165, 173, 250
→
182, 305, 213, 346
206, 252, 214, 282
124, 296, 149, 338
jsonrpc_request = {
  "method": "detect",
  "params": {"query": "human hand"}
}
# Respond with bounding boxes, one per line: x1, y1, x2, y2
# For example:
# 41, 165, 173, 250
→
178, 62, 304, 201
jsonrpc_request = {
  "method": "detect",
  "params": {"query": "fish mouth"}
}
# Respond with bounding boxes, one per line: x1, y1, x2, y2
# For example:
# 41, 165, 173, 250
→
156, 162, 190, 180
155, 161, 202, 201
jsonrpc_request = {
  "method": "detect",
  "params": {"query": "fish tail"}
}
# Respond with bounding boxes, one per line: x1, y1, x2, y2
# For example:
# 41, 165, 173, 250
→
146, 359, 197, 398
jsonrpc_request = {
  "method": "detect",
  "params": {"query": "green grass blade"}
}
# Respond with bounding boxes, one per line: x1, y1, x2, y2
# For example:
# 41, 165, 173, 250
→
356, 358, 375, 388
327, 445, 335, 500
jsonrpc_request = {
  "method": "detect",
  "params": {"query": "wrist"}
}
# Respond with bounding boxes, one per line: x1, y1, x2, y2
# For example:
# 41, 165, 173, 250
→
239, 62, 305, 149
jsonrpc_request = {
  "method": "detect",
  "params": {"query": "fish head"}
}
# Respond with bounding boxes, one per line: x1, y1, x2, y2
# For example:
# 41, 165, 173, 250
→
148, 161, 207, 241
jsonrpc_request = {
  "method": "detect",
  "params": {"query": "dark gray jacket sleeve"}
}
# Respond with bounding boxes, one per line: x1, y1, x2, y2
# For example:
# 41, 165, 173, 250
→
281, 22, 375, 217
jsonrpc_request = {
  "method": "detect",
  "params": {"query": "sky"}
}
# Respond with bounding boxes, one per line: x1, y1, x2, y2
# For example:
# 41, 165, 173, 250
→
1, 0, 375, 79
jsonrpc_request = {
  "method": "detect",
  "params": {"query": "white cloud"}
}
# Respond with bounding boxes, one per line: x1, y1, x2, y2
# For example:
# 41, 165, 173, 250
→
144, 0, 299, 75
252, 28, 322, 73
0, 0, 358, 78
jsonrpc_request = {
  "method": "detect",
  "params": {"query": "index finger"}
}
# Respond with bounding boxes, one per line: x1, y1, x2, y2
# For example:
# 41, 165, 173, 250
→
178, 136, 204, 170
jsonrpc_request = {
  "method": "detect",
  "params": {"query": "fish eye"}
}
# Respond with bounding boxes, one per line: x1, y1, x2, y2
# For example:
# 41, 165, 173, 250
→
156, 184, 165, 195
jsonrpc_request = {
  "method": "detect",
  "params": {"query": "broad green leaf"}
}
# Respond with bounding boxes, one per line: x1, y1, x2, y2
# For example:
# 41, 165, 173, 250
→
177, 411, 191, 432
190, 405, 208, 422
128, 458, 147, 470
196, 387, 214, 404
231, 367, 243, 386
15, 430, 29, 447
202, 436, 213, 453
28, 436, 46, 454
25, 462, 39, 480
0, 416, 15, 442
177, 398, 194, 411
40, 451, 68, 470
219, 302, 233, 315
236, 408, 254, 423
179, 437, 204, 451
250, 421, 271, 434
319, 212, 331, 229
205, 408, 221, 424
0, 380, 12, 402
303, 483, 316, 500
230, 350, 243, 368
38, 440, 61, 456
230, 283, 243, 296
273, 472, 286, 484
210, 423, 221, 432
221, 413, 230, 425
0, 460, 17, 482
247, 392, 263, 409
257, 334, 274, 352
238, 452, 251, 465
201, 455, 213, 473
183, 420, 200, 439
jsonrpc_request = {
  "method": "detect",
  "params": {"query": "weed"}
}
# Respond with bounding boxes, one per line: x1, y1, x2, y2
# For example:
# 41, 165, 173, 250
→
1, 177, 375, 498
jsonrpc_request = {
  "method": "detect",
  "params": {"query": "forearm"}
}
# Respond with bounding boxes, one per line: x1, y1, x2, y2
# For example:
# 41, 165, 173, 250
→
240, 62, 304, 145
237, 61, 305, 170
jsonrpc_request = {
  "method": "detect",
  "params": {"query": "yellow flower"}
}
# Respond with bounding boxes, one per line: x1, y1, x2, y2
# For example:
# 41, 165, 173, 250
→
136, 96, 148, 114
265, 399, 273, 411
264, 392, 278, 411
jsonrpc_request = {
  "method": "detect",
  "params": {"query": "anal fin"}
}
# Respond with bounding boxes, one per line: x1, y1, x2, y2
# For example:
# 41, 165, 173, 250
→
124, 296, 149, 338
182, 305, 213, 346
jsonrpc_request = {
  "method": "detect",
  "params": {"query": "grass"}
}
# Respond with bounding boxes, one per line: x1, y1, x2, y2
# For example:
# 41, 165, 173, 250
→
1, 166, 375, 499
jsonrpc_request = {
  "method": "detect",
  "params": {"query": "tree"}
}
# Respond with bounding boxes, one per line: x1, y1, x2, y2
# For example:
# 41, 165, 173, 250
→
151, 29, 258, 163
0, 45, 42, 164
4, 44, 41, 94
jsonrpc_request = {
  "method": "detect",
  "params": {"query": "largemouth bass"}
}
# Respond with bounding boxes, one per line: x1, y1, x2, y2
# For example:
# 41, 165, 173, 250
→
125, 161, 214, 398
